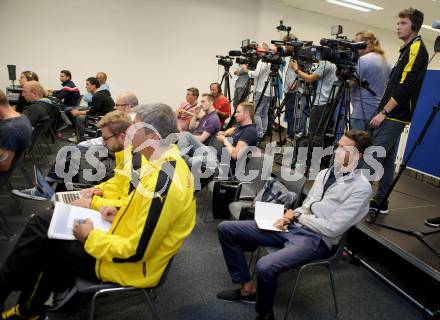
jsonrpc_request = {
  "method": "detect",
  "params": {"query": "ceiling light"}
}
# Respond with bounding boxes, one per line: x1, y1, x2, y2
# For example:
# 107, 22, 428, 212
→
341, 0, 383, 10
326, 0, 383, 12
422, 24, 440, 32
326, 0, 371, 12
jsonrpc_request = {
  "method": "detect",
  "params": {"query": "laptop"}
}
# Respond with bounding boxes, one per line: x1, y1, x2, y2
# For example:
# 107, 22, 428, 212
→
34, 166, 81, 204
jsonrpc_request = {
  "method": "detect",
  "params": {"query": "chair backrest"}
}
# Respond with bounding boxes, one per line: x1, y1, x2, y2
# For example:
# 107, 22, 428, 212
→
277, 166, 306, 209
0, 148, 27, 189
237, 151, 266, 195
29, 121, 50, 153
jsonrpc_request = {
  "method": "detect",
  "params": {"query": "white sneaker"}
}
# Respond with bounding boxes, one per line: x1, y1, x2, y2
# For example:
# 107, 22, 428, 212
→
11, 187, 49, 201
68, 136, 78, 143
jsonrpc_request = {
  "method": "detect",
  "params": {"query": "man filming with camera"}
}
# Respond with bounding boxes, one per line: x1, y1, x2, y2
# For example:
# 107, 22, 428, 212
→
242, 42, 273, 140
291, 57, 337, 137
349, 31, 391, 134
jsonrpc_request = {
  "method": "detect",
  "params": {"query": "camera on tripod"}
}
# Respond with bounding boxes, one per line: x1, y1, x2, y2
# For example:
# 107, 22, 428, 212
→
216, 55, 233, 68
318, 38, 366, 67
261, 51, 283, 65
228, 39, 260, 70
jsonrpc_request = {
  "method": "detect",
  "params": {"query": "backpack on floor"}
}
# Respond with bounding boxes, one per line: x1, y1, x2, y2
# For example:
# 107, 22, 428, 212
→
212, 180, 240, 219
239, 177, 297, 220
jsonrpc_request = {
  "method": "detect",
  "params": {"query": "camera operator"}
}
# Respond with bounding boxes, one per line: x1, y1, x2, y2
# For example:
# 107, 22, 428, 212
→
282, 34, 302, 140
349, 31, 391, 134
368, 7, 428, 216
233, 64, 250, 109
291, 58, 337, 136
242, 42, 272, 139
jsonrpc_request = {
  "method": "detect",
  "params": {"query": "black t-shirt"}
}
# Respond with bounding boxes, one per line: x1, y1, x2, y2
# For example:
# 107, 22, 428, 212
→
232, 124, 258, 147
0, 115, 32, 152
230, 124, 258, 175
88, 90, 115, 116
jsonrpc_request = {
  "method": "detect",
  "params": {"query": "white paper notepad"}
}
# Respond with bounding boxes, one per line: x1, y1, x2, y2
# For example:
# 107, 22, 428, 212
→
48, 202, 112, 240
255, 201, 286, 232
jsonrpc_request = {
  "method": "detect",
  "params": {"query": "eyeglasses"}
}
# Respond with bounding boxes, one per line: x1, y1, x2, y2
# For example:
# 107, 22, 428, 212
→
115, 103, 130, 108
102, 133, 118, 141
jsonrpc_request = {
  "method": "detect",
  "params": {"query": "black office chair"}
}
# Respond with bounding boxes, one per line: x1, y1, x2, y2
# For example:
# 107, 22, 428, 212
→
202, 151, 266, 223
28, 121, 51, 163
83, 115, 103, 140
74, 257, 174, 320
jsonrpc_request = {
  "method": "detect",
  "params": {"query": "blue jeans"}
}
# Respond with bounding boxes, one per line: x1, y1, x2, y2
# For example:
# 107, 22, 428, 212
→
254, 92, 272, 139
350, 118, 374, 137
350, 118, 369, 131
218, 220, 330, 315
369, 119, 406, 204
284, 92, 297, 138
177, 132, 218, 168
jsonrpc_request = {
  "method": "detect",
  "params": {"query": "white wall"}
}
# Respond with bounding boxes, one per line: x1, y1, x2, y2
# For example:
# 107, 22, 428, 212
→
1, 0, 438, 108
0, 0, 257, 107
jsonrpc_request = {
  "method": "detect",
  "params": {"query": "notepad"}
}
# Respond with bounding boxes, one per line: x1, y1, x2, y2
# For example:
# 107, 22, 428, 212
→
255, 201, 286, 232
48, 202, 112, 240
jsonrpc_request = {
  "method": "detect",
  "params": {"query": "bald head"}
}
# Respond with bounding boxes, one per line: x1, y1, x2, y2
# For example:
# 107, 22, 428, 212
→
22, 81, 45, 102
114, 92, 139, 113
96, 72, 107, 85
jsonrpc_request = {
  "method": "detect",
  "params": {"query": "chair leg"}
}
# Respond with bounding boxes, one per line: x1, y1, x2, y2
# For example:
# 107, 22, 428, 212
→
89, 291, 101, 320
142, 289, 159, 320
202, 185, 211, 223
283, 267, 305, 320
326, 264, 338, 315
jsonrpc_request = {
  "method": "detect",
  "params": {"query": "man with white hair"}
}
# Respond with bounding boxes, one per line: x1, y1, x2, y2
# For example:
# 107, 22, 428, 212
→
1, 103, 196, 320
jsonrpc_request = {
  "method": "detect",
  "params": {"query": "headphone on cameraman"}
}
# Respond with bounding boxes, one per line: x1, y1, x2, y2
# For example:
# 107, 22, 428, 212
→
409, 9, 424, 31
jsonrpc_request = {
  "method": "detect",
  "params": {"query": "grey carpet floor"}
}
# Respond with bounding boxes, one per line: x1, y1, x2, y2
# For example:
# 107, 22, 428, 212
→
0, 137, 425, 320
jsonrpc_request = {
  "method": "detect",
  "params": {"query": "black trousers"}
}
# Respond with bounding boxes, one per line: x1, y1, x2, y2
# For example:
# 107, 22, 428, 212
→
0, 211, 98, 316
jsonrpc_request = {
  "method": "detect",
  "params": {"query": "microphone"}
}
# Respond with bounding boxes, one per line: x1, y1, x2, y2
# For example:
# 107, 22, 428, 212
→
228, 50, 243, 57
432, 20, 440, 30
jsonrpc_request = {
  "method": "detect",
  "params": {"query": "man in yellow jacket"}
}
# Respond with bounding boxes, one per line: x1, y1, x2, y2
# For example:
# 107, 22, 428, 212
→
0, 104, 196, 320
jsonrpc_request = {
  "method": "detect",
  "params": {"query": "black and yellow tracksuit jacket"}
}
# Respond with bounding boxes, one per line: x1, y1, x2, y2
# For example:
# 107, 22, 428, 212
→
84, 145, 196, 287
379, 35, 429, 123
90, 146, 146, 211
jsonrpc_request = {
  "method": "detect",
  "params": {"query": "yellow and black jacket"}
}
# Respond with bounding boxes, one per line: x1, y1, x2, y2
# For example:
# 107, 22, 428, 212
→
90, 146, 145, 211
380, 35, 428, 123
84, 145, 196, 288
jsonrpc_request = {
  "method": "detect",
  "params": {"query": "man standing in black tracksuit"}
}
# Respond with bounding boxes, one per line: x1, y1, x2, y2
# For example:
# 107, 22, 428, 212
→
368, 7, 428, 218
49, 70, 81, 109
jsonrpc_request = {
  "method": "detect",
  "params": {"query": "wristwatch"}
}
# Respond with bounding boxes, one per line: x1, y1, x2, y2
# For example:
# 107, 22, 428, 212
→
294, 211, 302, 220
381, 109, 389, 116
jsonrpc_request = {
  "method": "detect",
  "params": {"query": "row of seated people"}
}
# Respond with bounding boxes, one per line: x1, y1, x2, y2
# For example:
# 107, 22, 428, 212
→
1, 87, 372, 320
176, 83, 230, 132
13, 69, 115, 143
17, 70, 109, 113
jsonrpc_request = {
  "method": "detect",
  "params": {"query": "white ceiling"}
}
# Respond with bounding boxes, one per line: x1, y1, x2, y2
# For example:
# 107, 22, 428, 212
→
279, 0, 440, 41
